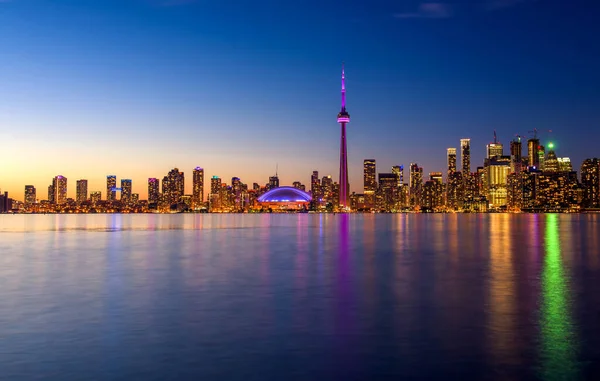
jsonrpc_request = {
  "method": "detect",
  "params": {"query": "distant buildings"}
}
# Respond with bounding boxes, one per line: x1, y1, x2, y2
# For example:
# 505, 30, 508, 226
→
106, 175, 117, 201
76, 180, 88, 202
24, 185, 36, 205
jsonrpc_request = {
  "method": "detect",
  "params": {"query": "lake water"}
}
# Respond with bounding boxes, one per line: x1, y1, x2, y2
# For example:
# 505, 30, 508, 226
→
1, 214, 599, 380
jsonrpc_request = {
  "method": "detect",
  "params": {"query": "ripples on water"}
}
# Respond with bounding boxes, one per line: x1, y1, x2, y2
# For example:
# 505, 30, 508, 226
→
1, 214, 599, 381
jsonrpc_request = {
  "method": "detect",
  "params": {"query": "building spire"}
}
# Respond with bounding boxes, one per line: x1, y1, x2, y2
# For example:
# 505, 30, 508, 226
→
341, 63, 346, 111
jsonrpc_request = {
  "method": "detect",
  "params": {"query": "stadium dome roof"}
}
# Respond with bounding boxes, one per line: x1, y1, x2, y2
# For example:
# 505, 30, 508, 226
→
257, 187, 312, 203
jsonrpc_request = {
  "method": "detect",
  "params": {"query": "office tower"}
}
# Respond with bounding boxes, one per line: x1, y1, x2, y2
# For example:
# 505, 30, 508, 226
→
24, 185, 36, 204
392, 165, 403, 186
210, 176, 222, 210
409, 163, 423, 208
148, 178, 160, 204
487, 157, 511, 208
544, 143, 559, 172
538, 145, 546, 171
121, 179, 132, 202
53, 175, 67, 204
132, 193, 139, 203
337, 65, 350, 209
528, 138, 540, 168
461, 139, 471, 174
48, 184, 55, 204
581, 158, 600, 208
193, 167, 204, 205
377, 173, 398, 211
364, 159, 376, 208
510, 137, 522, 174
487, 131, 503, 159
107, 175, 117, 201
558, 157, 572, 172
447, 148, 457, 176
232, 177, 242, 210
268, 174, 279, 190
311, 171, 321, 202
90, 191, 101, 203
163, 168, 184, 205
321, 175, 334, 203
76, 180, 88, 202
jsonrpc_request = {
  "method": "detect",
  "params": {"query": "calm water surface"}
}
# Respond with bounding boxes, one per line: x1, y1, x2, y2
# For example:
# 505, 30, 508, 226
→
1, 214, 599, 380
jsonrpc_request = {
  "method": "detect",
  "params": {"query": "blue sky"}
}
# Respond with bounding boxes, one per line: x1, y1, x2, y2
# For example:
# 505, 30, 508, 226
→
1, 0, 599, 199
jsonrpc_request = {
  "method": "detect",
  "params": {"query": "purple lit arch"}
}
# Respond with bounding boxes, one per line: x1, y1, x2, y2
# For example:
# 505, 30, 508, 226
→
257, 187, 312, 203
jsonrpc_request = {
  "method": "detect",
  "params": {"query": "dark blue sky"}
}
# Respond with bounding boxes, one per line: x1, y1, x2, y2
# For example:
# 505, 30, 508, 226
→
1, 0, 599, 197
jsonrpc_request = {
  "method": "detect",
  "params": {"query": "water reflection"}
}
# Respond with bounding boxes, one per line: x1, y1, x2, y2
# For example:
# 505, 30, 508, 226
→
540, 214, 579, 380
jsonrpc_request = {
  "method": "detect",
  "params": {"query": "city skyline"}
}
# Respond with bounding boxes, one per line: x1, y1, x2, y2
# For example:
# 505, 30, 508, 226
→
2, 0, 600, 200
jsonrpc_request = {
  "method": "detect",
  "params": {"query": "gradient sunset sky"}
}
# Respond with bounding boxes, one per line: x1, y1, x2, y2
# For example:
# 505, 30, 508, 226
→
1, 0, 599, 200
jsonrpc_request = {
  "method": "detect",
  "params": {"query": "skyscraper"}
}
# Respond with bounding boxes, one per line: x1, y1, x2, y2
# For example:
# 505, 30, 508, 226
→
163, 168, 184, 205
486, 131, 503, 159
24, 185, 36, 204
148, 178, 160, 204
48, 184, 55, 204
76, 179, 88, 202
210, 176, 222, 211
528, 138, 540, 168
447, 148, 457, 177
107, 175, 117, 201
193, 167, 204, 205
311, 171, 321, 203
460, 138, 471, 174
268, 174, 279, 190
510, 137, 522, 174
581, 158, 600, 208
363, 159, 376, 208
392, 165, 403, 187
544, 143, 559, 172
409, 163, 423, 208
121, 179, 132, 203
54, 175, 67, 204
337, 65, 350, 210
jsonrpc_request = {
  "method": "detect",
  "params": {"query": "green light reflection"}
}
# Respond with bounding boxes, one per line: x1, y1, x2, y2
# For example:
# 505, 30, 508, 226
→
540, 214, 579, 380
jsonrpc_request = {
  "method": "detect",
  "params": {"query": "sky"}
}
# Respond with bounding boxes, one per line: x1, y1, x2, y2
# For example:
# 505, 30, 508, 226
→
1, 0, 599, 201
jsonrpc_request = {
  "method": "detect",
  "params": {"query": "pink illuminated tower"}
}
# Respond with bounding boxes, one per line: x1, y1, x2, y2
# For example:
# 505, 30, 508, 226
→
337, 65, 350, 210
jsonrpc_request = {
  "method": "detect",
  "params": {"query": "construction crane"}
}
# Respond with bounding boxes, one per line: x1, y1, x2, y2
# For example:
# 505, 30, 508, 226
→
527, 128, 552, 140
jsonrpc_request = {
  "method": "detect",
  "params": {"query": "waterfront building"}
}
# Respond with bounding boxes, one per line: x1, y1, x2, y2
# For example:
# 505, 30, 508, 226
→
409, 163, 423, 208
193, 167, 204, 206
364, 159, 376, 209
581, 158, 600, 208
528, 138, 540, 168
121, 179, 132, 203
106, 176, 117, 201
257, 187, 311, 211
90, 191, 101, 203
24, 185, 36, 205
76, 180, 88, 202
148, 178, 160, 205
487, 157, 510, 208
53, 175, 67, 205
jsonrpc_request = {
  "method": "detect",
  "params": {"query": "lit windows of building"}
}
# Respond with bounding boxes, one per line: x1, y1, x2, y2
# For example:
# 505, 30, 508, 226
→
90, 191, 101, 203
581, 158, 600, 208
76, 179, 88, 202
24, 185, 36, 205
148, 178, 160, 205
121, 179, 132, 203
53, 175, 68, 205
193, 167, 204, 206
409, 163, 423, 208
107, 176, 117, 201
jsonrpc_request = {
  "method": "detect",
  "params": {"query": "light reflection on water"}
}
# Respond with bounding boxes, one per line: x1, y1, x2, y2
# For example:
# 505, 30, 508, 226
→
1, 214, 599, 380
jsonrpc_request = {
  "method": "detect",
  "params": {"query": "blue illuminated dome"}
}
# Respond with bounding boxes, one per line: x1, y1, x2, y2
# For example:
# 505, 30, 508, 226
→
257, 187, 312, 203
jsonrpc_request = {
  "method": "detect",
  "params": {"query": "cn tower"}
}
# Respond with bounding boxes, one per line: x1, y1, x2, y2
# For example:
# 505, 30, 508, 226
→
337, 65, 350, 210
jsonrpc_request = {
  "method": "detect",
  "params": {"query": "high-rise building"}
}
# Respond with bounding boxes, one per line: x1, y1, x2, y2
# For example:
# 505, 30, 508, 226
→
24, 185, 36, 205
148, 178, 160, 204
409, 163, 423, 208
107, 175, 117, 201
321, 175, 334, 203
447, 148, 457, 177
232, 177, 242, 210
210, 176, 222, 211
76, 179, 88, 202
53, 175, 67, 204
581, 158, 600, 208
193, 167, 204, 205
487, 157, 510, 208
544, 143, 559, 172
48, 184, 55, 204
377, 173, 398, 211
528, 138, 540, 168
292, 181, 306, 191
461, 139, 471, 175
392, 165, 404, 187
510, 137, 523, 174
538, 145, 546, 171
310, 171, 321, 202
558, 157, 572, 172
121, 179, 132, 203
363, 159, 376, 208
163, 168, 184, 205
268, 174, 280, 190
90, 191, 101, 203
337, 65, 350, 209
486, 131, 503, 159
132, 193, 139, 203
